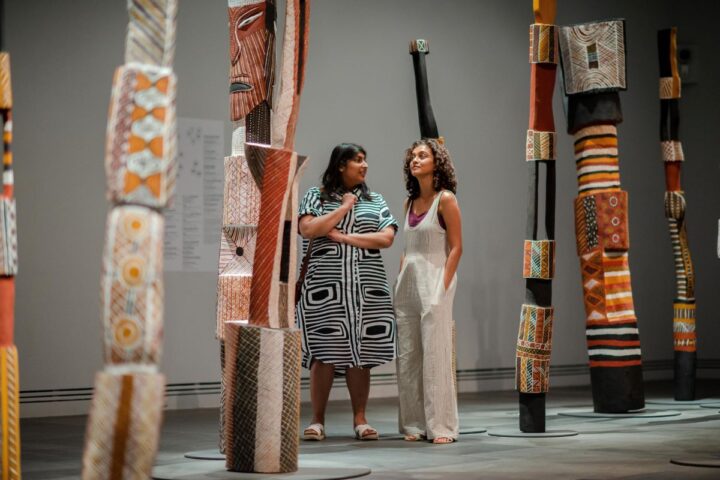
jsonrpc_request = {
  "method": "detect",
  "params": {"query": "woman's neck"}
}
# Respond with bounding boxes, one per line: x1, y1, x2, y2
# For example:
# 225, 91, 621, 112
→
417, 175, 436, 200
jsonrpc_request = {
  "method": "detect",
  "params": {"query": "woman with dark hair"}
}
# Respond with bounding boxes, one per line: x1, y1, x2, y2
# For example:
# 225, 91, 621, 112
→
395, 138, 462, 444
297, 143, 397, 441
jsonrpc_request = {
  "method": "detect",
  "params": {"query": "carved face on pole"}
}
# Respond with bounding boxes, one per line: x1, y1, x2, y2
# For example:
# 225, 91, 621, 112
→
229, 1, 275, 121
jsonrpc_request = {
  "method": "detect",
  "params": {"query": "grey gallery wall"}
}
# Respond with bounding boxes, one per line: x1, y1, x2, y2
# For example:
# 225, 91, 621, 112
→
7, 0, 719, 416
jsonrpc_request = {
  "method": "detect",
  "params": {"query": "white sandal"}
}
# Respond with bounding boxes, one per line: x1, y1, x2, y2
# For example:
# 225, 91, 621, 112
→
302, 423, 325, 441
354, 424, 379, 441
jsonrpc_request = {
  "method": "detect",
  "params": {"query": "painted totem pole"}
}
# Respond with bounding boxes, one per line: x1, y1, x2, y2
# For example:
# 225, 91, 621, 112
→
220, 0, 310, 473
81, 1, 177, 477
0, 7, 21, 477
658, 28, 696, 401
215, 0, 277, 455
558, 20, 645, 412
515, 0, 557, 432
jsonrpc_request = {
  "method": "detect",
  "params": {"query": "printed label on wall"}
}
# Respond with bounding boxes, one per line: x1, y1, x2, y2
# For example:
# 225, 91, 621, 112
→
164, 118, 224, 271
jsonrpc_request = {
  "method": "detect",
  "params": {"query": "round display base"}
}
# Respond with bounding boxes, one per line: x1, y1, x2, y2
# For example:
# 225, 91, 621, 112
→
153, 459, 371, 480
670, 457, 720, 468
700, 403, 720, 409
184, 450, 225, 461
646, 398, 716, 407
558, 409, 681, 419
486, 429, 578, 438
459, 426, 488, 435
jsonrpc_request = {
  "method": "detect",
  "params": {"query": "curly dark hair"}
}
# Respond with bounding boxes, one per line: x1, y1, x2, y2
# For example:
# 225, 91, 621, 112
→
403, 138, 457, 200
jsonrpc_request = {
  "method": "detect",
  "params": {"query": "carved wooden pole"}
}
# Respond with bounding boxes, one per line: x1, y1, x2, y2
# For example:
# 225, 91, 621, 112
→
658, 28, 696, 401
215, 0, 277, 455
0, 3, 21, 474
81, 1, 177, 477
515, 0, 557, 433
409, 39, 439, 140
221, 0, 310, 473
558, 19, 645, 413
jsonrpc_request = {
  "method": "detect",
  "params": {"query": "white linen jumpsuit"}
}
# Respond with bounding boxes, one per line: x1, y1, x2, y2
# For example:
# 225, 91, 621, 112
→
394, 191, 458, 440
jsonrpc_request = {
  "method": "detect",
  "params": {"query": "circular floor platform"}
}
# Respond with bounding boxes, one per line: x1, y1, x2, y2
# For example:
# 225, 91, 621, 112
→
670, 457, 720, 468
184, 450, 225, 460
558, 409, 681, 419
486, 428, 578, 438
700, 403, 720, 409
459, 426, 488, 435
153, 459, 371, 480
646, 398, 717, 407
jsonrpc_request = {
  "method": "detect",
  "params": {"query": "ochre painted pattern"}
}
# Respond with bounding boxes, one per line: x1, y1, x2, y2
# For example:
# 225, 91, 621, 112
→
248, 148, 295, 327
0, 278, 14, 346
529, 24, 558, 64
105, 64, 177, 209
558, 20, 626, 95
659, 77, 681, 99
102, 206, 164, 365
0, 54, 11, 110
271, 0, 311, 150
573, 125, 620, 194
522, 239, 555, 279
661, 140, 684, 162
0, 198, 17, 276
673, 302, 696, 352
516, 305, 553, 393
81, 372, 165, 480
602, 251, 636, 323
229, 2, 275, 121
1, 346, 20, 480
525, 130, 556, 161
125, 0, 178, 67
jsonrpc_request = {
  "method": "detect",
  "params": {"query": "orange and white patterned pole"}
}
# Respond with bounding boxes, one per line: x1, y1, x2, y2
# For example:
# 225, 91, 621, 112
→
81, 1, 177, 478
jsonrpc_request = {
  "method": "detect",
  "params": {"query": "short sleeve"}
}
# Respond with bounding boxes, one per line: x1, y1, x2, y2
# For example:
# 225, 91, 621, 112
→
375, 194, 398, 232
299, 187, 323, 218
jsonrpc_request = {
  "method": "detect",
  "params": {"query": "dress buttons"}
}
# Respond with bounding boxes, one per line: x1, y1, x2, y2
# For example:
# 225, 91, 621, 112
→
611, 217, 620, 226
612, 234, 620, 243
609, 196, 618, 207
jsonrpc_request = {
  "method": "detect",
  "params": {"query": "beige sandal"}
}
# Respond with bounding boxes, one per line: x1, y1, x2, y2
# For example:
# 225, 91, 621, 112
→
302, 423, 325, 441
432, 436, 455, 444
354, 424, 379, 440
404, 433, 427, 442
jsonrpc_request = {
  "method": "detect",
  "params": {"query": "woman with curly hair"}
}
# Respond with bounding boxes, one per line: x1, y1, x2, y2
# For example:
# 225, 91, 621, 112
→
395, 138, 462, 444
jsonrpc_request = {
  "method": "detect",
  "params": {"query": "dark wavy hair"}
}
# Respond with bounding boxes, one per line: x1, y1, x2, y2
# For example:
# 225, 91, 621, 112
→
320, 143, 372, 201
403, 138, 457, 200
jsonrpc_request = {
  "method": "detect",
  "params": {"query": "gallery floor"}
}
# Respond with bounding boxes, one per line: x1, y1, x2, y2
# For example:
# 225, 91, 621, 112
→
21, 380, 720, 479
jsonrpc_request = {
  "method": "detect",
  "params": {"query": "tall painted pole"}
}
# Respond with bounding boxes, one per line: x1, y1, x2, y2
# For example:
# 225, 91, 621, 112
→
0, 0, 21, 474
658, 27, 696, 400
558, 19, 645, 413
81, 1, 178, 477
515, 0, 557, 432
220, 0, 310, 473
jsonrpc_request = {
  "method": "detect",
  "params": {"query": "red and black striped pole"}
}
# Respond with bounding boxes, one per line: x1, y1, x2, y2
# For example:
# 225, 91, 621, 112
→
658, 27, 696, 401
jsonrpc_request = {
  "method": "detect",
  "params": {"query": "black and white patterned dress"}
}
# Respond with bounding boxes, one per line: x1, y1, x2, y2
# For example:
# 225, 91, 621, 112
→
297, 186, 398, 376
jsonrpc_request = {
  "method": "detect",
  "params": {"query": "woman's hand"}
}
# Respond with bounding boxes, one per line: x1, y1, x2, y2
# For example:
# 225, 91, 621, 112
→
327, 228, 346, 244
341, 193, 357, 211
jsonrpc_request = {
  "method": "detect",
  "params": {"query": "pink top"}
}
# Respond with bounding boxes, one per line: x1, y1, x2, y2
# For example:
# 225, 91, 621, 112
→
408, 205, 446, 229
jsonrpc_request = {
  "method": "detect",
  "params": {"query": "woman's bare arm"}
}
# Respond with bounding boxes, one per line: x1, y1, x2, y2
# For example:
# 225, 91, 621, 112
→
299, 193, 356, 239
328, 226, 396, 249
439, 192, 462, 289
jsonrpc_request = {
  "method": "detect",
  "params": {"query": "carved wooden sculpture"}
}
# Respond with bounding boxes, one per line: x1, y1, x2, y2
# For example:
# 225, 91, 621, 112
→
515, 0, 557, 433
216, 1, 276, 453
219, 0, 309, 473
558, 19, 645, 413
81, 1, 177, 478
0, 19, 21, 477
658, 28, 696, 401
